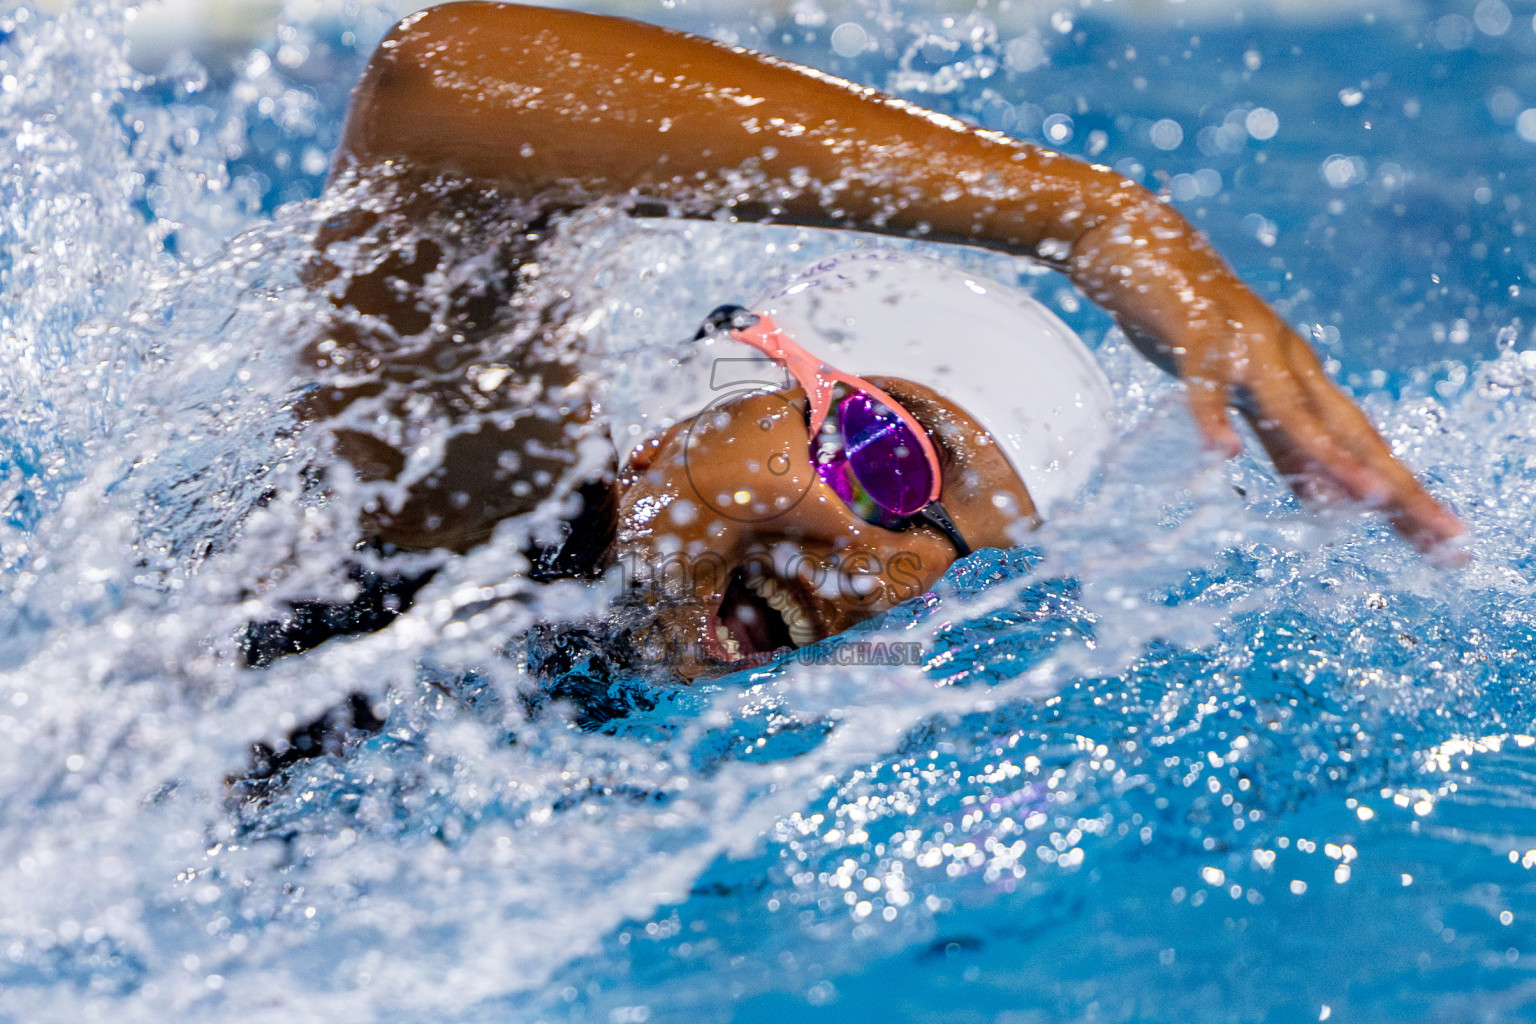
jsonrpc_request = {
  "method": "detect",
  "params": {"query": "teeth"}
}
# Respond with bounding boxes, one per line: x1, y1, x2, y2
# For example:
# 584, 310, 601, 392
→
786, 620, 818, 647
715, 623, 742, 661
746, 572, 819, 649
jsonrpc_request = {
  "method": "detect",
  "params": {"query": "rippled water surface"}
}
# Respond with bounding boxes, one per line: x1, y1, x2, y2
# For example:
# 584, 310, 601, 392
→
5, 1, 1536, 1021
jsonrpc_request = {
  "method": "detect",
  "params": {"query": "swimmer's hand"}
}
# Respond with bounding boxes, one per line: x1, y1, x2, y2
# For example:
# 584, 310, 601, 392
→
336, 2, 1464, 560
1056, 189, 1465, 561
1116, 280, 1467, 562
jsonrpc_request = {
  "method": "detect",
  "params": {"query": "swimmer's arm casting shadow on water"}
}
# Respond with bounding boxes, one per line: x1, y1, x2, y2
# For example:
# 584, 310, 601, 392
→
308, 0, 1463, 561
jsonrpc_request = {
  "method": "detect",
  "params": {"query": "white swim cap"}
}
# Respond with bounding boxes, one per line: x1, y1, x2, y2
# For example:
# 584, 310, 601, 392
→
750, 249, 1115, 514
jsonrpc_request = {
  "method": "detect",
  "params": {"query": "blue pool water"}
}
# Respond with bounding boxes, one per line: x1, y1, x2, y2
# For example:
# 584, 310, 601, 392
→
5, 1, 1536, 1021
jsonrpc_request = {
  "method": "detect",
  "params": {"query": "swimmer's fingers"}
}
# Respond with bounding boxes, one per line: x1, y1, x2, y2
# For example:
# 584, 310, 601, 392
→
1238, 344, 1390, 505
1276, 332, 1467, 556
1385, 479, 1470, 562
1172, 318, 1354, 475
1117, 267, 1463, 557
1231, 325, 1466, 557
1182, 372, 1243, 458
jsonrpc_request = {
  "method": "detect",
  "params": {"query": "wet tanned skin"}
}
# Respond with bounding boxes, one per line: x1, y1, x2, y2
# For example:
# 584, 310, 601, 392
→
305, 3, 1464, 629
614, 379, 1033, 678
330, 2, 1463, 553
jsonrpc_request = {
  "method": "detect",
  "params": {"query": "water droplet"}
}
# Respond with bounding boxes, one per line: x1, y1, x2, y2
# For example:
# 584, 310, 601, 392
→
1517, 110, 1536, 143
1246, 107, 1278, 140
1475, 0, 1512, 36
1149, 118, 1183, 150
830, 22, 867, 58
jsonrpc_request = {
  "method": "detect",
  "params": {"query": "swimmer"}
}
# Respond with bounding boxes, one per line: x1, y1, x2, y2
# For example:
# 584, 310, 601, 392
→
253, 1, 1464, 680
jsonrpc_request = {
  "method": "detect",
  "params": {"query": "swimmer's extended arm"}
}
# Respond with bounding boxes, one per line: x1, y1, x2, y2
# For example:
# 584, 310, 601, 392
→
336, 1, 1463, 555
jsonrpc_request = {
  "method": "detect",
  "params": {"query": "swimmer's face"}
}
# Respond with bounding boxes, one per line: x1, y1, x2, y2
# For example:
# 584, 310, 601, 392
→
614, 377, 1036, 679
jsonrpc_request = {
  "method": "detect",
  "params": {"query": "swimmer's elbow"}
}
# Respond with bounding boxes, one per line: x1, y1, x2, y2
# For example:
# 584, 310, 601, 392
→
336, 32, 421, 168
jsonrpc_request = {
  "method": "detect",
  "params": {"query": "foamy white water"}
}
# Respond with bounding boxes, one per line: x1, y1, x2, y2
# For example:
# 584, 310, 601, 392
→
5, 1, 1536, 1021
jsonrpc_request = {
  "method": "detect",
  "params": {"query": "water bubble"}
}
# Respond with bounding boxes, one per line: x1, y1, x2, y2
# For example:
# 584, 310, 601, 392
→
830, 22, 868, 58
1371, 163, 1404, 192
979, 96, 1017, 132
1434, 13, 1474, 50
1004, 33, 1048, 73
920, 37, 957, 65
1517, 109, 1536, 143
1487, 87, 1520, 124
1241, 212, 1278, 247
1043, 113, 1073, 144
1475, 0, 1512, 36
1245, 107, 1279, 140
1198, 117, 1249, 156
1192, 168, 1222, 197
807, 981, 837, 1005
1339, 87, 1364, 108
1321, 154, 1366, 188
792, 0, 827, 27
301, 146, 328, 177
1149, 118, 1183, 150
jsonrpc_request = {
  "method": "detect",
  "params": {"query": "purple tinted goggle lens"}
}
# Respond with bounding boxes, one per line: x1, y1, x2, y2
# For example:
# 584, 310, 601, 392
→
815, 392, 972, 557
702, 305, 972, 557
834, 390, 933, 518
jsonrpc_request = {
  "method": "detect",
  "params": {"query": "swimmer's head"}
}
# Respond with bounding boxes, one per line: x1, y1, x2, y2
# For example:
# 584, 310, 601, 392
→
613, 376, 1034, 679
604, 247, 1112, 678
742, 248, 1115, 514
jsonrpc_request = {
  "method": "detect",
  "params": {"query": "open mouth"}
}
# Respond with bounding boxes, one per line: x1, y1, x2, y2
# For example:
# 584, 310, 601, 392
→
711, 566, 821, 662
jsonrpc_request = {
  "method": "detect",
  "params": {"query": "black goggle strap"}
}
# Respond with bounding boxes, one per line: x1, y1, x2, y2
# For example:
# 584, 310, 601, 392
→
915, 501, 972, 558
